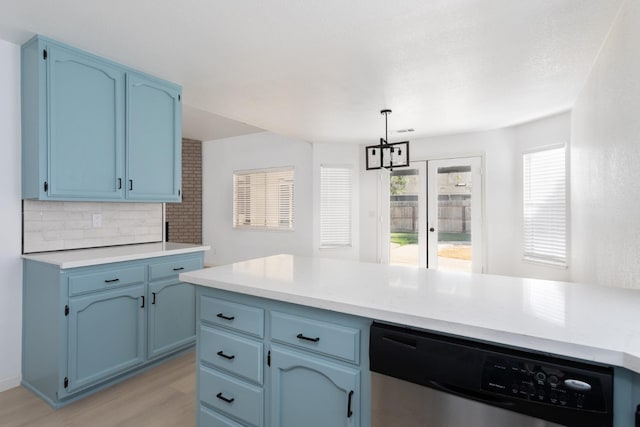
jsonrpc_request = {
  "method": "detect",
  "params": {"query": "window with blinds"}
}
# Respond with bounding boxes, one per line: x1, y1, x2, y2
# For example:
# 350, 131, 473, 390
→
523, 146, 567, 265
233, 167, 294, 230
320, 165, 352, 248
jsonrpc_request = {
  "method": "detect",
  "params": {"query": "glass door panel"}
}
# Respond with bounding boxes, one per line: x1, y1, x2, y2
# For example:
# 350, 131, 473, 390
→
427, 158, 483, 273
389, 163, 426, 267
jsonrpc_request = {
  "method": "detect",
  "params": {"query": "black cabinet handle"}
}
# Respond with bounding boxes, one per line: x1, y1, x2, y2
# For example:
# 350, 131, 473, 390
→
140, 296, 145, 308
347, 390, 354, 418
117, 178, 122, 189
216, 313, 235, 321
172, 267, 184, 271
104, 278, 120, 283
152, 292, 156, 305
217, 351, 235, 360
297, 333, 320, 343
129, 179, 133, 191
216, 392, 234, 404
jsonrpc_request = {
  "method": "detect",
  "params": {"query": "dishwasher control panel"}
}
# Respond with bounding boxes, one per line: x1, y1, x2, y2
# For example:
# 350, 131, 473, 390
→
481, 355, 607, 412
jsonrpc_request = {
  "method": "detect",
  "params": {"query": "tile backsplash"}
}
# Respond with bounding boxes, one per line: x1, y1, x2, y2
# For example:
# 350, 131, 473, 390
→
23, 201, 163, 253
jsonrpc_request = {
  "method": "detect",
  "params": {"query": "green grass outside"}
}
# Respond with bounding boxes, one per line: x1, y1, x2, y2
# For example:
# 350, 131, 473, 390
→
390, 231, 470, 246
390, 232, 418, 246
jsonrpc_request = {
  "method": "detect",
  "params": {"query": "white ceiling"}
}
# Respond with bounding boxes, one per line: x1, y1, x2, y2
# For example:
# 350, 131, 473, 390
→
0, 0, 623, 143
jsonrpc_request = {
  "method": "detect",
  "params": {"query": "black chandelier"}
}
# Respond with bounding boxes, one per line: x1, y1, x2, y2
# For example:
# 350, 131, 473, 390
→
365, 109, 410, 170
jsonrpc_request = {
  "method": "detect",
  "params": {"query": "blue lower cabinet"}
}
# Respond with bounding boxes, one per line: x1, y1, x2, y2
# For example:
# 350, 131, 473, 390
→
22, 252, 204, 408
196, 289, 369, 427
147, 281, 195, 359
200, 366, 263, 427
200, 406, 247, 427
270, 346, 359, 427
67, 284, 146, 392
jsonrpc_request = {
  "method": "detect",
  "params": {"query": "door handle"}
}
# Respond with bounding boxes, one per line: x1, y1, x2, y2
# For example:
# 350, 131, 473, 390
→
152, 292, 156, 305
347, 390, 354, 418
429, 227, 435, 232
140, 295, 145, 308
128, 179, 133, 191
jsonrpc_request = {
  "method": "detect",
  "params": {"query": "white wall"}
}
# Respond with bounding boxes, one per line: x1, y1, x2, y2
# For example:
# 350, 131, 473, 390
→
312, 143, 360, 260
202, 132, 313, 266
0, 39, 22, 392
512, 112, 572, 281
571, 0, 640, 288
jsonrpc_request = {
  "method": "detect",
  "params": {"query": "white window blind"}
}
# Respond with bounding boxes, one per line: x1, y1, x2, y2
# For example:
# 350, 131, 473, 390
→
320, 166, 352, 247
523, 146, 567, 265
233, 167, 294, 230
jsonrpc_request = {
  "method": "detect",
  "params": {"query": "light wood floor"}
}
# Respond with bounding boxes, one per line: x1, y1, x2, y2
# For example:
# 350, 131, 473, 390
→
0, 351, 196, 427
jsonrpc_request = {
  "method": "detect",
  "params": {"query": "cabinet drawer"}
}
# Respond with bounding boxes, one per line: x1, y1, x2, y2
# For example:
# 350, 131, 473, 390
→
68, 265, 146, 296
271, 312, 360, 364
199, 406, 245, 427
149, 256, 202, 281
201, 297, 264, 338
200, 326, 263, 384
199, 366, 263, 427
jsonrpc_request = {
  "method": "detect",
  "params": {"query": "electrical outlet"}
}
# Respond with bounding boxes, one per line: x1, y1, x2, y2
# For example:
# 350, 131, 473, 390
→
92, 213, 102, 228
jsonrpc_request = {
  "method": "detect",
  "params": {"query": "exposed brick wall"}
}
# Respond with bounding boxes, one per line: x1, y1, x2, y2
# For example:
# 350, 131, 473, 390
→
166, 138, 202, 244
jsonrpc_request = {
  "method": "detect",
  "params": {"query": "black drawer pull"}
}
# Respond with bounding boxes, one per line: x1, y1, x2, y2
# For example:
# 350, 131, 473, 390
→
104, 278, 120, 283
347, 390, 354, 418
297, 333, 320, 343
140, 295, 145, 308
216, 392, 234, 404
172, 267, 185, 271
152, 292, 156, 305
216, 313, 235, 321
217, 351, 236, 360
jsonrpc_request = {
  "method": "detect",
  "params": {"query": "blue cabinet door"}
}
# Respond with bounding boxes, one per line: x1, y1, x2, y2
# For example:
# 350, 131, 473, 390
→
270, 346, 360, 427
47, 44, 125, 200
126, 73, 181, 202
67, 284, 146, 392
148, 280, 195, 359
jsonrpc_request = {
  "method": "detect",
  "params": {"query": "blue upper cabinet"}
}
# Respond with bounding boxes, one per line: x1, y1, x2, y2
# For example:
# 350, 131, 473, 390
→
48, 45, 125, 200
127, 73, 181, 202
21, 36, 182, 202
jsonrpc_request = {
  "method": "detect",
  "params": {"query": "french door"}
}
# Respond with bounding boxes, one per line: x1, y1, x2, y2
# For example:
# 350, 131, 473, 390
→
383, 157, 483, 273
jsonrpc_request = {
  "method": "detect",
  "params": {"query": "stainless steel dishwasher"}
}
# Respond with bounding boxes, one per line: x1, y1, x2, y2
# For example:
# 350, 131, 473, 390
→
370, 322, 614, 427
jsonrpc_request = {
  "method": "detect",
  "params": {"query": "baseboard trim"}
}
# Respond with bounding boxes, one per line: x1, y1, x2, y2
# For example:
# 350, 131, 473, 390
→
0, 375, 21, 393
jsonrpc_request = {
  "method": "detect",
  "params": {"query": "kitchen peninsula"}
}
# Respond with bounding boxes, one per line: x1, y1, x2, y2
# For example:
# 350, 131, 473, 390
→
181, 254, 640, 427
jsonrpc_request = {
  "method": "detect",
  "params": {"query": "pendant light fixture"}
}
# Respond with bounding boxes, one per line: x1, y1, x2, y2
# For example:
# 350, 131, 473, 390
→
365, 109, 410, 170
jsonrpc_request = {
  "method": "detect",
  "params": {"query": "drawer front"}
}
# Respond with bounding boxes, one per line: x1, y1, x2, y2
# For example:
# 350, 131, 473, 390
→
200, 326, 263, 384
201, 296, 264, 338
199, 406, 245, 427
68, 265, 146, 296
149, 256, 202, 281
199, 366, 263, 427
271, 311, 360, 364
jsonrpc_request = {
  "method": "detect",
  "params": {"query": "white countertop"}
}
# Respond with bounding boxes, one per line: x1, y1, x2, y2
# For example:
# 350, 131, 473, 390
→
180, 254, 640, 374
23, 242, 210, 268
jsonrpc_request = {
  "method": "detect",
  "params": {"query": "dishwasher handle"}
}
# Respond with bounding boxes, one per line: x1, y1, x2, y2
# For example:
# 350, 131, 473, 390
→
426, 380, 515, 409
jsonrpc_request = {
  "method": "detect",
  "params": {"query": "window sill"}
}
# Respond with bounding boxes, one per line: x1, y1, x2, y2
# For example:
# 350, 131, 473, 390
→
233, 226, 295, 232
523, 257, 568, 269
